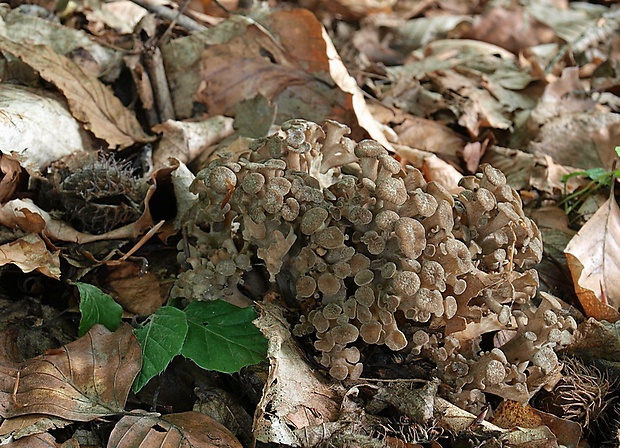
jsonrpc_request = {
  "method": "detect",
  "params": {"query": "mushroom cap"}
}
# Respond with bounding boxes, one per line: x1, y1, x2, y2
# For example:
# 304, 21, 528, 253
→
376, 177, 408, 206
301, 207, 329, 235
385, 328, 408, 351
318, 272, 342, 296
332, 323, 360, 344
360, 321, 383, 344
392, 271, 421, 297
395, 217, 426, 259
240, 172, 265, 194
209, 166, 237, 194
315, 227, 346, 249
355, 139, 387, 158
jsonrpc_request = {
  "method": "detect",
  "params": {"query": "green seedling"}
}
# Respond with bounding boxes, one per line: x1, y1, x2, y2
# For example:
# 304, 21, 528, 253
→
75, 283, 268, 393
559, 146, 620, 216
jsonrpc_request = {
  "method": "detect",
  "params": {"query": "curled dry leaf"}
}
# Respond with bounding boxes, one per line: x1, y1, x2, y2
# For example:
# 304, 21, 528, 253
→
252, 303, 342, 445
152, 117, 235, 169
2, 433, 61, 448
0, 85, 89, 174
170, 9, 388, 145
565, 195, 620, 321
108, 411, 242, 448
0, 234, 61, 280
0, 414, 72, 443
0, 36, 154, 149
0, 324, 141, 422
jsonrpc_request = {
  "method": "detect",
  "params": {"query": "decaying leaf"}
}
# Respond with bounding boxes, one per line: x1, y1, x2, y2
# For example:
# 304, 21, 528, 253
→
108, 411, 243, 447
436, 397, 561, 447
0, 85, 89, 174
0, 36, 154, 149
0, 234, 61, 280
104, 262, 167, 316
164, 9, 388, 145
0, 324, 141, 421
152, 117, 235, 168
2, 433, 62, 448
0, 414, 72, 444
565, 194, 620, 321
252, 303, 343, 446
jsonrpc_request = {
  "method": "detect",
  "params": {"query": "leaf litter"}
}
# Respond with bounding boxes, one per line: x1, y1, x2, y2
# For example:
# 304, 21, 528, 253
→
0, 0, 619, 446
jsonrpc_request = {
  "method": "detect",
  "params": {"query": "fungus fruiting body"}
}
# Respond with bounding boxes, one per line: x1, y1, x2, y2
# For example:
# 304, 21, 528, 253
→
174, 120, 572, 407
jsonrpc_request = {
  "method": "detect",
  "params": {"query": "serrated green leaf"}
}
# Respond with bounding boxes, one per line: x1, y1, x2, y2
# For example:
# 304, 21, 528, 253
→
76, 282, 123, 337
133, 306, 188, 393
181, 300, 267, 374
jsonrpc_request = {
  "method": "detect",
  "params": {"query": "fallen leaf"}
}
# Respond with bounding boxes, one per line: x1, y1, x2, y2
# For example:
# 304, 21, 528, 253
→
491, 399, 544, 429
108, 411, 243, 447
0, 324, 141, 421
0, 197, 154, 244
0, 155, 23, 204
152, 116, 235, 169
2, 433, 60, 447
0, 415, 72, 443
0, 36, 154, 149
252, 303, 342, 445
103, 262, 167, 316
0, 85, 89, 174
467, 6, 555, 53
565, 194, 620, 321
0, 234, 61, 279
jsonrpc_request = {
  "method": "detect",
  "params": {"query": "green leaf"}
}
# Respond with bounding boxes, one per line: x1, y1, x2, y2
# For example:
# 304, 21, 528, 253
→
181, 300, 267, 374
133, 307, 188, 393
584, 167, 608, 182
615, 146, 620, 157
76, 282, 123, 337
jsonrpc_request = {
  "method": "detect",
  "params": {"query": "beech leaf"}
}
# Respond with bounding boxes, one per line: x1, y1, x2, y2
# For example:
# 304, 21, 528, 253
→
108, 411, 242, 448
133, 306, 188, 393
565, 195, 620, 321
0, 36, 154, 149
0, 324, 141, 421
181, 300, 267, 374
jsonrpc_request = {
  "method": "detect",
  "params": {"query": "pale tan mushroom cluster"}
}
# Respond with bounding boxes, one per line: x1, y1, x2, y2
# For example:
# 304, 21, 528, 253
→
173, 119, 574, 406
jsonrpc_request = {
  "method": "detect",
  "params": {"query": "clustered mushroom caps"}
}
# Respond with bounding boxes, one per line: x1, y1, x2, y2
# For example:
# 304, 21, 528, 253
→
172, 119, 574, 408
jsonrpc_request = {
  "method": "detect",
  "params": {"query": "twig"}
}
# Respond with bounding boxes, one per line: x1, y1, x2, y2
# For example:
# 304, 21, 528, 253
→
129, 0, 207, 32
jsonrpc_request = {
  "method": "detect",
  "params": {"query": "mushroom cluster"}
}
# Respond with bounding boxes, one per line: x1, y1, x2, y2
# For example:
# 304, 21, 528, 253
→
173, 119, 574, 406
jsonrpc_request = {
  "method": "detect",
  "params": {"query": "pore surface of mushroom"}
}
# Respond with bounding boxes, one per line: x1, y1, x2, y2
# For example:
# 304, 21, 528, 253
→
174, 120, 572, 407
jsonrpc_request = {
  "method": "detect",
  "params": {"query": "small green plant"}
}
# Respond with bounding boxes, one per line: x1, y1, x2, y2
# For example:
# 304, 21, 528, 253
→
559, 146, 620, 215
75, 283, 268, 393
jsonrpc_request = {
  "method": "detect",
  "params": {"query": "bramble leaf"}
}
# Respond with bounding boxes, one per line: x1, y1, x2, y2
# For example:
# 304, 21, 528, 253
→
133, 306, 188, 393
181, 301, 267, 374
76, 282, 123, 337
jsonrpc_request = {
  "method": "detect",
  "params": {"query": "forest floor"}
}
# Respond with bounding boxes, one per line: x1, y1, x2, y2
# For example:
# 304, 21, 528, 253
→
0, 0, 619, 447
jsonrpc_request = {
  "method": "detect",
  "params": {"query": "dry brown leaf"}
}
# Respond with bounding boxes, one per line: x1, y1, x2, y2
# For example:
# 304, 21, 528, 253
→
0, 155, 22, 204
0, 414, 71, 442
0, 36, 154, 149
0, 195, 154, 244
0, 234, 61, 280
565, 195, 620, 321
152, 117, 235, 169
467, 6, 556, 53
394, 116, 465, 163
0, 324, 141, 421
103, 262, 167, 316
194, 10, 388, 145
0, 85, 90, 174
2, 433, 60, 448
108, 411, 242, 447
252, 303, 342, 445
491, 399, 544, 429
